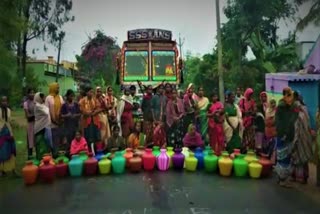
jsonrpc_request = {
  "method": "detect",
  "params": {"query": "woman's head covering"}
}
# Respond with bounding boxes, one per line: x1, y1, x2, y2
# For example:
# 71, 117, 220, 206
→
260, 91, 267, 98
106, 86, 112, 92
49, 82, 59, 96
244, 88, 254, 99
187, 83, 194, 92
34, 92, 44, 104
48, 82, 62, 121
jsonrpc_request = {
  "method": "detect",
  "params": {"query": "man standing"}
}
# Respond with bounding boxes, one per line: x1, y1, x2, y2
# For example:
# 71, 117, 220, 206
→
151, 84, 167, 147
45, 82, 64, 157
235, 87, 244, 105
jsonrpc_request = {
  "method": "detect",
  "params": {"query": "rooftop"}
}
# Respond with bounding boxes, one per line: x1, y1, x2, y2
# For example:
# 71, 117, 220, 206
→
266, 72, 320, 81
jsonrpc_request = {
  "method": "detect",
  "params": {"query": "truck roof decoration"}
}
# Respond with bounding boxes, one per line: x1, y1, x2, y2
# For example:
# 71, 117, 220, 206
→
127, 29, 172, 41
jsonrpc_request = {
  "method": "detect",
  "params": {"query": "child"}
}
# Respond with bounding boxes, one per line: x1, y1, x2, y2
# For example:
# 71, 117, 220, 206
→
127, 122, 146, 149
70, 131, 89, 156
105, 126, 126, 153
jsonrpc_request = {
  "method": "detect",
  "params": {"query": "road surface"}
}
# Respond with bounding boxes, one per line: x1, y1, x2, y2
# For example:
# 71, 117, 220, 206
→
0, 171, 319, 214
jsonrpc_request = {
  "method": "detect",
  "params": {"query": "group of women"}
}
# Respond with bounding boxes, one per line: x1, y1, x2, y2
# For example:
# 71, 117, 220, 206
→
0, 82, 315, 187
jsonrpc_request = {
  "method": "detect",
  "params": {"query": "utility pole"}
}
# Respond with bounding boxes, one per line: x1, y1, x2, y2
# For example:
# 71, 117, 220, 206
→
178, 33, 185, 58
177, 33, 185, 84
215, 0, 225, 102
56, 32, 65, 82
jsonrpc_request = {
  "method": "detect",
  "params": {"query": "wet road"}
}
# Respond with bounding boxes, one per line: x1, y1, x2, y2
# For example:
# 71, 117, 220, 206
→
1, 171, 320, 214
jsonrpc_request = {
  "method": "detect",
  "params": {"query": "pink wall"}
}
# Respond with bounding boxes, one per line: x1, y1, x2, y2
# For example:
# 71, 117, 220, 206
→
265, 77, 288, 94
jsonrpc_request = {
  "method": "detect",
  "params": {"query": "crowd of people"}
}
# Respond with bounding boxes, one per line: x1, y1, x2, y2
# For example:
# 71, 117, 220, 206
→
0, 82, 315, 188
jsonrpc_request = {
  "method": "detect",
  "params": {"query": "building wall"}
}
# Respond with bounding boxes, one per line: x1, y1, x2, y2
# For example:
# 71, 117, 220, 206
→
27, 62, 77, 96
289, 81, 319, 129
265, 75, 289, 93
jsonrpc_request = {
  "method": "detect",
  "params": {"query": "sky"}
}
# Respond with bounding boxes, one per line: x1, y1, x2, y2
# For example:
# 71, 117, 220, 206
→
29, 0, 320, 62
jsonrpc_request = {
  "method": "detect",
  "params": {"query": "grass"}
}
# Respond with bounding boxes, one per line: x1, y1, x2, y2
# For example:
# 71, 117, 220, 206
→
10, 109, 28, 173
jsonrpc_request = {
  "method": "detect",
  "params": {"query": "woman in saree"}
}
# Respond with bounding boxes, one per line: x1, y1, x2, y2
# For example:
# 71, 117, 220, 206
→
141, 85, 154, 144
183, 83, 197, 134
275, 87, 298, 187
117, 87, 134, 140
196, 87, 210, 141
34, 92, 52, 160
23, 88, 35, 158
265, 99, 277, 161
183, 123, 204, 150
224, 92, 243, 154
207, 92, 224, 156
45, 82, 64, 157
291, 91, 313, 184
151, 85, 167, 148
105, 86, 117, 132
239, 88, 256, 152
60, 89, 81, 154
79, 87, 101, 149
166, 89, 185, 148
127, 122, 146, 149
96, 87, 111, 144
0, 96, 16, 176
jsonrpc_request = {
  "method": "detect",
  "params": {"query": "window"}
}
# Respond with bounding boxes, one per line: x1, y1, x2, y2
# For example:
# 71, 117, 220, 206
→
124, 51, 149, 81
152, 51, 176, 81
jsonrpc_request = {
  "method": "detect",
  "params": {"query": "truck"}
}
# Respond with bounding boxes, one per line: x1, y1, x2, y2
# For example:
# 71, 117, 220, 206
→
116, 28, 183, 95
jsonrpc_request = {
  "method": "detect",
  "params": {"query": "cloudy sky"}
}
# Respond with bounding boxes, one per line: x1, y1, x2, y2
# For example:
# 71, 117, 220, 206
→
29, 0, 319, 62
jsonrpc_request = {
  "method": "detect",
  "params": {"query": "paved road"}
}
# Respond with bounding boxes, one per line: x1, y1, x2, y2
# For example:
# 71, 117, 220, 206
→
1, 171, 320, 214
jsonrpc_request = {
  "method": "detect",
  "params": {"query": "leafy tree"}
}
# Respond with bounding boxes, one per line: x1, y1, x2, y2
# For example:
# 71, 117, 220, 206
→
295, 0, 320, 30
0, 0, 23, 96
17, 0, 74, 84
219, 0, 298, 93
76, 30, 120, 93
184, 0, 300, 96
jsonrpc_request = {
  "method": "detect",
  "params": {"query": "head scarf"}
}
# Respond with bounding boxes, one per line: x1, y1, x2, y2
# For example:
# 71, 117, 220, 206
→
121, 87, 133, 104
34, 92, 51, 134
48, 82, 62, 121
266, 99, 276, 118
244, 88, 254, 99
106, 86, 112, 93
260, 91, 267, 102
187, 83, 194, 92
34, 92, 44, 104
95, 86, 105, 98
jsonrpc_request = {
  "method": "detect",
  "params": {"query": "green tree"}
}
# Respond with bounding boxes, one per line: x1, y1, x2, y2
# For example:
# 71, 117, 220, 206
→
295, 0, 320, 30
220, 0, 298, 93
0, 0, 23, 96
76, 30, 120, 93
17, 0, 74, 85
184, 0, 300, 96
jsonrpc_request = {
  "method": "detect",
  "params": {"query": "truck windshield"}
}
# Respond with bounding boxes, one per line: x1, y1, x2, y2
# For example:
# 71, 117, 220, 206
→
124, 51, 149, 81
152, 50, 176, 81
